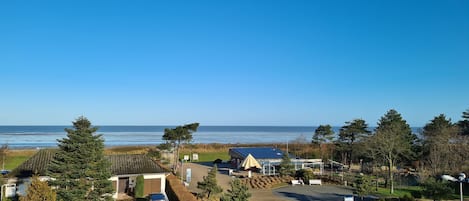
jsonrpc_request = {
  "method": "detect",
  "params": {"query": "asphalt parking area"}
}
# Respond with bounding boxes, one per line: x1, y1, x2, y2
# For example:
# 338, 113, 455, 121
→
273, 185, 358, 201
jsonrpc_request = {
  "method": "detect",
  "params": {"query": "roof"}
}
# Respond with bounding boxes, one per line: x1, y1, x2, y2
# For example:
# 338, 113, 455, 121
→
108, 154, 167, 175
9, 149, 55, 177
229, 147, 285, 160
10, 149, 167, 178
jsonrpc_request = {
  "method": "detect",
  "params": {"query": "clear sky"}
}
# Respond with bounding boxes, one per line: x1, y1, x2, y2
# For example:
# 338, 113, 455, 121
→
0, 0, 468, 126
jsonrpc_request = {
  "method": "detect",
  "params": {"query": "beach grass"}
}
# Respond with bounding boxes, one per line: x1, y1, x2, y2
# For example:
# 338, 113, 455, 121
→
104, 146, 150, 155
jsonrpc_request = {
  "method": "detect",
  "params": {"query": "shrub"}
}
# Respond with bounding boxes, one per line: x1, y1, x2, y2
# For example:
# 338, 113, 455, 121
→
147, 148, 161, 159
135, 175, 145, 198
295, 169, 314, 182
421, 178, 452, 201
399, 194, 415, 201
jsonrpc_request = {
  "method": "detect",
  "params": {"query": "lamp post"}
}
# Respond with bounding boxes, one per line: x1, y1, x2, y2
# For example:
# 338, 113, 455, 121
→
459, 173, 466, 201
442, 173, 466, 201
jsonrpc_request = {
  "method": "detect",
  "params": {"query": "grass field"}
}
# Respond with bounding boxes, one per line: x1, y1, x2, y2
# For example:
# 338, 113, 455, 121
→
3, 149, 38, 170
374, 186, 421, 198
374, 186, 469, 200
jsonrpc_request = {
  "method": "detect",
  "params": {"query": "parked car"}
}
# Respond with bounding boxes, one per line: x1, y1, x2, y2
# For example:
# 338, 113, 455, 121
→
149, 193, 166, 201
1, 169, 10, 175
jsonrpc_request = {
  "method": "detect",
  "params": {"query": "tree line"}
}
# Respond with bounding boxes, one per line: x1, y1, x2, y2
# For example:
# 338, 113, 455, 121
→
312, 108, 469, 195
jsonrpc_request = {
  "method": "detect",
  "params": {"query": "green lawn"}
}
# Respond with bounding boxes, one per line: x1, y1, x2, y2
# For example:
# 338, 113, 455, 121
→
374, 186, 469, 200
4, 155, 32, 170
179, 151, 230, 163
374, 186, 422, 198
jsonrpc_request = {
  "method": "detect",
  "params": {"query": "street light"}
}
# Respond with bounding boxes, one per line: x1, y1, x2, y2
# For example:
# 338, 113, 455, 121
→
458, 173, 466, 201
441, 173, 466, 201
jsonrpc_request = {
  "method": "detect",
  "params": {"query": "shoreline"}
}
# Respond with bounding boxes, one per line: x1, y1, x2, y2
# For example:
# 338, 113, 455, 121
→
7, 142, 292, 150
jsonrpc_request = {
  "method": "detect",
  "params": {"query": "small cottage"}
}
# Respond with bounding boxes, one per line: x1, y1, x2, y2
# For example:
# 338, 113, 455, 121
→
7, 149, 169, 200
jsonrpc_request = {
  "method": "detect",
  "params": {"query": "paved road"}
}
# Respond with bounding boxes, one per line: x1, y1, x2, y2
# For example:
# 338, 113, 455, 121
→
184, 162, 375, 201
274, 185, 360, 201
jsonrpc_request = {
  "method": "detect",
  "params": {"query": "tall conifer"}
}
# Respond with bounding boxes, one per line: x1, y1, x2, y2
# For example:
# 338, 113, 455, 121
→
48, 116, 113, 201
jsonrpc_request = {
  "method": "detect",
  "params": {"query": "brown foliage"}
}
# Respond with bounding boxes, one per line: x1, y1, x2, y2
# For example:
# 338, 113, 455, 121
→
165, 174, 197, 201
19, 175, 56, 201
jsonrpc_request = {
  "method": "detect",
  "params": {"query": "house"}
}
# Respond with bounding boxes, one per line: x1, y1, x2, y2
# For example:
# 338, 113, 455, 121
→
229, 147, 286, 175
229, 147, 323, 175
108, 154, 168, 199
7, 149, 169, 200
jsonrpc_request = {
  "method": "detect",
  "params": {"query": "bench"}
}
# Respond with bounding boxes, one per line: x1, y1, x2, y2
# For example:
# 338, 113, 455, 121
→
291, 180, 304, 186
308, 179, 322, 185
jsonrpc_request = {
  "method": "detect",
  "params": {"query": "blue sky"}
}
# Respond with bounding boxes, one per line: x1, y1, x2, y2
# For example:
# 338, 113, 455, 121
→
0, 0, 468, 126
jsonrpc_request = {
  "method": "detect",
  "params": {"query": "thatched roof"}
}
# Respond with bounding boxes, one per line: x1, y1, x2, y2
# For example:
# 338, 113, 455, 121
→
10, 149, 167, 178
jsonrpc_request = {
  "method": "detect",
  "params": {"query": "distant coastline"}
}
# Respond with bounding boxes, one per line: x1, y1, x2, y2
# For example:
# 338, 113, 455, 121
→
0, 126, 422, 149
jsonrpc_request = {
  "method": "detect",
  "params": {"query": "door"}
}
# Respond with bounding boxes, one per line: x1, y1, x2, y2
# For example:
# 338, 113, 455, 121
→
118, 177, 129, 193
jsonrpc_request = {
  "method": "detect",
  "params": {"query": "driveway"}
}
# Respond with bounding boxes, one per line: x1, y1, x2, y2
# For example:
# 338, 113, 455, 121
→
184, 162, 372, 201
274, 185, 377, 201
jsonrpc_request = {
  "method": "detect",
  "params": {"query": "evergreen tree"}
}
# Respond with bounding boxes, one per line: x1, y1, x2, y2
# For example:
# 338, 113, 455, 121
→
339, 119, 371, 167
279, 153, 295, 176
369, 109, 414, 194
422, 114, 458, 176
197, 164, 222, 199
355, 174, 373, 201
162, 123, 199, 172
20, 175, 57, 201
221, 179, 251, 201
48, 116, 113, 201
457, 108, 469, 135
312, 125, 334, 160
421, 178, 452, 201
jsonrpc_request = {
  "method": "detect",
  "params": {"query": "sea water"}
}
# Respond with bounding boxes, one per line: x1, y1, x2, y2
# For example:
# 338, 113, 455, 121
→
0, 126, 422, 148
0, 126, 317, 148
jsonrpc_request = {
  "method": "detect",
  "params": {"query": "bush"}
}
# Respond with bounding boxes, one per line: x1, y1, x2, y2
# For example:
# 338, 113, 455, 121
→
295, 169, 314, 181
410, 190, 422, 199
421, 178, 452, 201
147, 148, 161, 159
399, 194, 415, 201
135, 175, 145, 198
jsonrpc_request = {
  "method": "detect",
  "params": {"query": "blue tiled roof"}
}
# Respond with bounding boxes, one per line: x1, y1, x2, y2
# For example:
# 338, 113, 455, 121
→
229, 147, 285, 160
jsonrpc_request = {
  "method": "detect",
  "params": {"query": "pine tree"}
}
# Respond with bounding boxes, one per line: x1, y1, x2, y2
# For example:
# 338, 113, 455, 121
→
162, 123, 199, 173
369, 109, 414, 194
355, 174, 373, 201
279, 153, 295, 176
339, 119, 371, 167
422, 114, 458, 176
20, 174, 56, 201
197, 164, 222, 199
312, 125, 335, 160
221, 179, 251, 201
457, 108, 469, 135
48, 116, 113, 201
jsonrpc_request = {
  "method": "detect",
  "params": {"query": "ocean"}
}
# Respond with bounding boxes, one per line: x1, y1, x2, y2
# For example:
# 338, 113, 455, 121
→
0, 126, 317, 148
0, 126, 422, 149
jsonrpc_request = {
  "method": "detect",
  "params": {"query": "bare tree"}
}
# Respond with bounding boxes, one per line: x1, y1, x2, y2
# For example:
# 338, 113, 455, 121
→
422, 114, 458, 176
369, 109, 414, 194
0, 144, 8, 170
